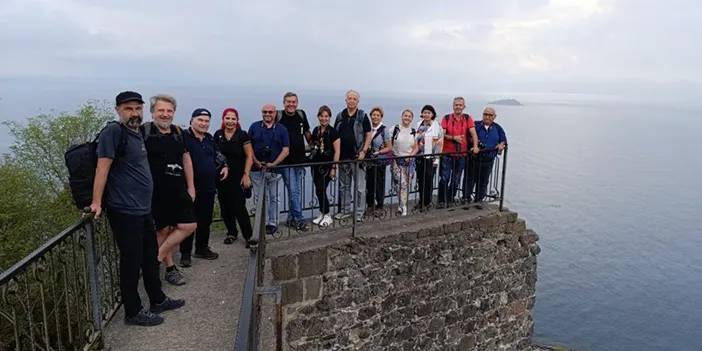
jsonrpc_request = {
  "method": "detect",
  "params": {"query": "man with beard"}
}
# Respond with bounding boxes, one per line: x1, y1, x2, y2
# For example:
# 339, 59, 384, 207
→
180, 108, 229, 267
142, 94, 196, 285
90, 91, 184, 326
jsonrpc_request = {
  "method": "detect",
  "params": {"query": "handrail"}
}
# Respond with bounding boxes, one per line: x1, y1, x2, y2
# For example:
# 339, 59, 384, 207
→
235, 178, 268, 351
0, 212, 120, 350
0, 215, 91, 285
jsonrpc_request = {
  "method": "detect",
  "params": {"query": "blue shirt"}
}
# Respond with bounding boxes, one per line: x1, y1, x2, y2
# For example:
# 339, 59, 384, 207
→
184, 128, 218, 193
475, 121, 507, 160
248, 121, 290, 164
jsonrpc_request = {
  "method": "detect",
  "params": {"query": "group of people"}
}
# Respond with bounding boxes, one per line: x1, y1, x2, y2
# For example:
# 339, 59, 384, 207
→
89, 90, 506, 327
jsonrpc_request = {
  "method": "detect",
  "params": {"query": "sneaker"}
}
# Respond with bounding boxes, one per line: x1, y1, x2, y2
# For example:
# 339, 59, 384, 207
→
318, 214, 333, 227
295, 220, 310, 232
334, 212, 351, 220
399, 206, 408, 216
125, 308, 163, 326
150, 296, 186, 314
312, 214, 324, 225
179, 255, 192, 268
265, 225, 277, 235
193, 247, 219, 260
223, 235, 237, 245
436, 202, 446, 209
164, 267, 186, 286
246, 239, 258, 248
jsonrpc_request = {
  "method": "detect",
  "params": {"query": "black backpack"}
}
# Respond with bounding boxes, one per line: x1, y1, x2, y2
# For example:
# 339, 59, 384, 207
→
391, 124, 416, 143
64, 121, 127, 209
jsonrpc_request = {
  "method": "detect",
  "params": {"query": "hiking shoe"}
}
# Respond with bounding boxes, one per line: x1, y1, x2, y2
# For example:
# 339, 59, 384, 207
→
265, 225, 277, 235
125, 308, 163, 326
179, 255, 192, 268
164, 267, 186, 286
223, 235, 237, 245
334, 212, 351, 220
193, 247, 219, 260
150, 296, 185, 314
295, 220, 310, 232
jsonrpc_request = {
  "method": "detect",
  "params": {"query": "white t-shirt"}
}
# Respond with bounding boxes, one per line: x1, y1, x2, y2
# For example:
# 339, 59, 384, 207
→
415, 119, 442, 155
392, 125, 416, 157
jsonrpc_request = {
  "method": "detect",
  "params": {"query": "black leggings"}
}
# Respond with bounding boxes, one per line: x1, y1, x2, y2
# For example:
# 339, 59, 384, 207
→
416, 157, 435, 207
365, 163, 387, 209
312, 166, 332, 214
217, 178, 253, 240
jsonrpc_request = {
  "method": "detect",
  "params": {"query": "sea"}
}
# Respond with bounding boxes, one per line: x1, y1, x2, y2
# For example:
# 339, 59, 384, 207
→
1, 82, 701, 351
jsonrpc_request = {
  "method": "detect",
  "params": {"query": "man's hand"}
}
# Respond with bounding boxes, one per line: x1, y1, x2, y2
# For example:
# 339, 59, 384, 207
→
187, 187, 196, 202
497, 143, 505, 154
220, 167, 229, 181
330, 168, 337, 179
472, 145, 480, 155
241, 173, 252, 189
357, 150, 366, 161
89, 202, 102, 218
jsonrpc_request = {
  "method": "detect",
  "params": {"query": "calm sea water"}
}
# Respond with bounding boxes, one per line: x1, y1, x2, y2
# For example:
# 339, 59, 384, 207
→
1, 84, 701, 350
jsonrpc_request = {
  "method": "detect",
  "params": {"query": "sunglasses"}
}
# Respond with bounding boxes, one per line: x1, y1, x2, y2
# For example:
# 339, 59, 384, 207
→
262, 110, 275, 114
483, 113, 495, 117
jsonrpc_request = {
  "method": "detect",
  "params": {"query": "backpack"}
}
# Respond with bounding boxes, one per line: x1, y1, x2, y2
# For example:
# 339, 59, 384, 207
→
64, 121, 127, 209
276, 109, 307, 124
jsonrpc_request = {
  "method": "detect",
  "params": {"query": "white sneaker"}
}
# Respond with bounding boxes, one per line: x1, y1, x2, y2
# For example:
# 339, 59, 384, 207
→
312, 214, 324, 225
319, 214, 333, 227
400, 206, 408, 216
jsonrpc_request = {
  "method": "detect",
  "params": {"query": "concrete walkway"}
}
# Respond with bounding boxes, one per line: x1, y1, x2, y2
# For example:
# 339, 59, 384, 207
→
103, 232, 250, 351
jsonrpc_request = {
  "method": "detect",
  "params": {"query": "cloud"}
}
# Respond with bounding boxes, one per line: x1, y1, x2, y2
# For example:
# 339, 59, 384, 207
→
0, 0, 700, 100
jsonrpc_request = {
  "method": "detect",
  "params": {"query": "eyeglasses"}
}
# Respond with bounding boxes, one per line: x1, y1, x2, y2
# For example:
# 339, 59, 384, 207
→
262, 110, 275, 114
483, 113, 495, 117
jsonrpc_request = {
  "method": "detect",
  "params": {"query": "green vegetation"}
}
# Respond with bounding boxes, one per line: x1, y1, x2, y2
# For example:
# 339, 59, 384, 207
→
0, 102, 114, 271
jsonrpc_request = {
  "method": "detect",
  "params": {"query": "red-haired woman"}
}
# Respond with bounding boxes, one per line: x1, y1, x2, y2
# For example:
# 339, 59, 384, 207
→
214, 108, 254, 246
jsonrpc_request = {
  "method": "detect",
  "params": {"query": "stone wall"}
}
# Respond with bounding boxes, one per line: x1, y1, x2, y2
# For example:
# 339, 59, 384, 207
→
269, 208, 540, 351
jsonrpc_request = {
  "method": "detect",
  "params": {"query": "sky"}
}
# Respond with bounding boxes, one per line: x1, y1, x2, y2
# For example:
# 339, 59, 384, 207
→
0, 0, 701, 104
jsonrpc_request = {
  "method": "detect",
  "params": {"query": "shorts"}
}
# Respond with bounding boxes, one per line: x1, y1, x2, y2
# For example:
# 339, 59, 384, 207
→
152, 188, 196, 230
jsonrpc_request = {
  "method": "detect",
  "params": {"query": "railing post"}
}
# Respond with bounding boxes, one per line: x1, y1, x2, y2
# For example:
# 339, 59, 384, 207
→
351, 161, 358, 237
83, 216, 104, 346
499, 148, 508, 211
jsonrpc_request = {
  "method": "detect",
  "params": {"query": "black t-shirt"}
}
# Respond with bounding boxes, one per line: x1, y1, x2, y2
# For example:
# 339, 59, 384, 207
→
337, 109, 371, 160
310, 125, 339, 162
142, 123, 188, 196
214, 128, 250, 180
278, 110, 310, 164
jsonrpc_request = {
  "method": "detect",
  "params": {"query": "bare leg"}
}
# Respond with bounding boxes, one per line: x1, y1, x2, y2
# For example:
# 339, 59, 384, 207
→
159, 222, 196, 266
156, 227, 173, 263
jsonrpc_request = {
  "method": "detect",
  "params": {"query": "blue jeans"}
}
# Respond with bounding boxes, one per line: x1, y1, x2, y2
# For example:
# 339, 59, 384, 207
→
280, 167, 305, 223
438, 156, 465, 204
251, 171, 281, 227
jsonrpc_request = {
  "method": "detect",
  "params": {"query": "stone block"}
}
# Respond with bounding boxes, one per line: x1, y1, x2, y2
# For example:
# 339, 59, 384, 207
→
443, 222, 462, 235
272, 255, 297, 281
282, 280, 303, 305
298, 248, 327, 278
304, 276, 322, 301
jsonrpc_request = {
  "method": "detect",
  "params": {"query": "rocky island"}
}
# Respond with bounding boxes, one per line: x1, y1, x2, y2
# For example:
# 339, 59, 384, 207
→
489, 98, 522, 106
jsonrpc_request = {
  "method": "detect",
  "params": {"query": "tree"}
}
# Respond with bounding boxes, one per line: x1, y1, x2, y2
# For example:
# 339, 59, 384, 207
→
2, 101, 114, 195
0, 101, 114, 270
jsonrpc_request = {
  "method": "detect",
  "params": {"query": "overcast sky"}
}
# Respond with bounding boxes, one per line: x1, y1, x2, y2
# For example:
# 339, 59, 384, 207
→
0, 0, 700, 102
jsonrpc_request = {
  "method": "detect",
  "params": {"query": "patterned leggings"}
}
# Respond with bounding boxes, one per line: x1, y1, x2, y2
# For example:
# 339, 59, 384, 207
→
392, 161, 414, 210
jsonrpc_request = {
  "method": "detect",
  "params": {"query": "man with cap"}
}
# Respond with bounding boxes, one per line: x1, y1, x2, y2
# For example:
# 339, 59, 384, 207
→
179, 108, 229, 267
90, 91, 185, 326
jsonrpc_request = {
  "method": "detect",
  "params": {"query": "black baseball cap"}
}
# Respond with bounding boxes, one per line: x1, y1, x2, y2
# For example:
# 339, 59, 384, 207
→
115, 91, 144, 105
191, 108, 212, 118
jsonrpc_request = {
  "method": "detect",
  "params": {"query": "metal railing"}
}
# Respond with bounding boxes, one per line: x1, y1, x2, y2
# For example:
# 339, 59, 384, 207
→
233, 147, 507, 350
257, 148, 508, 238
235, 181, 283, 351
0, 213, 121, 350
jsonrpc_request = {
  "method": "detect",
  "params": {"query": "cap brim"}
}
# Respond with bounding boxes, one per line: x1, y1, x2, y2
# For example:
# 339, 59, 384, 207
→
118, 98, 145, 104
